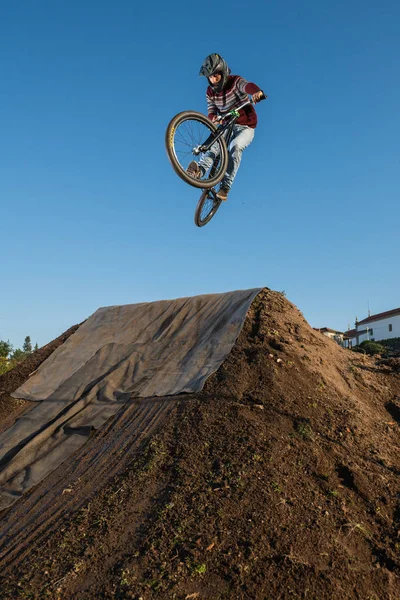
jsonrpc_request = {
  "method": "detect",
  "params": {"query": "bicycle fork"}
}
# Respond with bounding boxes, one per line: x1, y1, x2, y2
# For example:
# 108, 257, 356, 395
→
193, 120, 235, 155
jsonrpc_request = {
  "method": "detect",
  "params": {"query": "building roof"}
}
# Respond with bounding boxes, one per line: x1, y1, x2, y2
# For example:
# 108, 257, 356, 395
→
344, 328, 369, 339
344, 328, 357, 338
357, 307, 400, 325
314, 327, 343, 335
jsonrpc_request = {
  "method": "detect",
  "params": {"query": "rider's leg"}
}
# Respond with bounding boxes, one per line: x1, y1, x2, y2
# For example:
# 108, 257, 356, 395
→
198, 139, 221, 175
221, 125, 255, 191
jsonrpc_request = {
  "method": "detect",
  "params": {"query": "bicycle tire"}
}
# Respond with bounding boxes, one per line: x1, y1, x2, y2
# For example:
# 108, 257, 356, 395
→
194, 188, 222, 227
165, 111, 228, 189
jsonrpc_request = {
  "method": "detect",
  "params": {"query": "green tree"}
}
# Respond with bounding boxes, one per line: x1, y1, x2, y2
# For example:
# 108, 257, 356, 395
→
23, 336, 32, 353
10, 348, 27, 363
0, 357, 9, 375
0, 340, 13, 358
34, 342, 39, 351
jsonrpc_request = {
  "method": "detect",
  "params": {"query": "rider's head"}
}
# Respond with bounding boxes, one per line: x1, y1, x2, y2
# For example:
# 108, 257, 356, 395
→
199, 53, 231, 92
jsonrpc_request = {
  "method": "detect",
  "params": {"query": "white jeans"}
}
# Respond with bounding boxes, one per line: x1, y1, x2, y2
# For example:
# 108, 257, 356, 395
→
199, 124, 255, 190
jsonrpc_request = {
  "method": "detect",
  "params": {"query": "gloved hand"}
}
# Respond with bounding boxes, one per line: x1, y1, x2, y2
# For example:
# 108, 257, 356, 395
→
252, 91, 266, 103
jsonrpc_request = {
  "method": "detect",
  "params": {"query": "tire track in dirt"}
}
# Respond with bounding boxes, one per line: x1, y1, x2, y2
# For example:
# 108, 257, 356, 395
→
0, 396, 179, 569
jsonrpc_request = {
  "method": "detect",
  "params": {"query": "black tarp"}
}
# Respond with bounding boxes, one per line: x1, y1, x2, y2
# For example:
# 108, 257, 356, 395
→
0, 288, 261, 508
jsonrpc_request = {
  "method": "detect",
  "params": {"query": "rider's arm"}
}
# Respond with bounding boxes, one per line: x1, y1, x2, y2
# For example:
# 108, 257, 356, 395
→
237, 77, 265, 102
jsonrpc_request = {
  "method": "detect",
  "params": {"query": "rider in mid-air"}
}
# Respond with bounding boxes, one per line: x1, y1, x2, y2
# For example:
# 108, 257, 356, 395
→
187, 53, 265, 202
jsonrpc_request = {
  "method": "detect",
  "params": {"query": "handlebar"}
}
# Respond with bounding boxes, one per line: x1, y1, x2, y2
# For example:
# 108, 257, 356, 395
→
215, 92, 267, 121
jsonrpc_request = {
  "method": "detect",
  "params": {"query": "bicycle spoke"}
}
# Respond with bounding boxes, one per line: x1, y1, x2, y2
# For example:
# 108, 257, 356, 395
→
166, 110, 228, 190
172, 118, 217, 172
201, 197, 214, 218
200, 193, 217, 219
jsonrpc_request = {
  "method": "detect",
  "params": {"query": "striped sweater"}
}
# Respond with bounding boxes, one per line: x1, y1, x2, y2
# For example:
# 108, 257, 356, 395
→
206, 75, 263, 129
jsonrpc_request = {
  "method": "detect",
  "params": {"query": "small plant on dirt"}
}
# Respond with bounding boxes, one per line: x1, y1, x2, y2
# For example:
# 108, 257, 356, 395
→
307, 401, 318, 408
144, 437, 166, 473
193, 563, 207, 575
327, 489, 339, 497
91, 515, 108, 529
271, 481, 282, 493
186, 558, 207, 576
120, 568, 133, 587
73, 561, 84, 574
296, 422, 315, 441
146, 579, 162, 591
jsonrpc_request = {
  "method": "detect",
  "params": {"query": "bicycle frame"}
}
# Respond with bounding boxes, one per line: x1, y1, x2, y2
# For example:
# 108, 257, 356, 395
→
192, 98, 252, 155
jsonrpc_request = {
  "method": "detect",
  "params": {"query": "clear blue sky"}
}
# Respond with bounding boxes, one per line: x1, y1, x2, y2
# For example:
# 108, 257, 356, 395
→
1, 0, 399, 349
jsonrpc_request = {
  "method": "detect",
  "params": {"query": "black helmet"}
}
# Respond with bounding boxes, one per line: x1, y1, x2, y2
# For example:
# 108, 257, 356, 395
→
199, 53, 231, 92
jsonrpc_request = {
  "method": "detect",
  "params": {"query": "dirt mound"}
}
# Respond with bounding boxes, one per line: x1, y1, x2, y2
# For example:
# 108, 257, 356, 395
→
0, 324, 80, 429
0, 290, 399, 599
378, 357, 400, 373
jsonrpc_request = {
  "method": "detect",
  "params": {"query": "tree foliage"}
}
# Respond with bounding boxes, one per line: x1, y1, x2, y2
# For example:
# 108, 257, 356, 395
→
23, 336, 32, 353
0, 335, 37, 375
10, 348, 28, 362
0, 357, 9, 375
0, 340, 13, 358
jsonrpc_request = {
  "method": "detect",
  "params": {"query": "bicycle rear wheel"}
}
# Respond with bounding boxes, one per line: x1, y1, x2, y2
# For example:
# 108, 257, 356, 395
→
194, 188, 222, 227
166, 111, 228, 189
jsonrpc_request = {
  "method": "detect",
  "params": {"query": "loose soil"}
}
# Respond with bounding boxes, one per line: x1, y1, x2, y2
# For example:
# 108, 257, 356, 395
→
0, 289, 399, 599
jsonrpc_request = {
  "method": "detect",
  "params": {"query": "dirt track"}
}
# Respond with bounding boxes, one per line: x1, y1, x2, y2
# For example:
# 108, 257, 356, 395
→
0, 289, 399, 599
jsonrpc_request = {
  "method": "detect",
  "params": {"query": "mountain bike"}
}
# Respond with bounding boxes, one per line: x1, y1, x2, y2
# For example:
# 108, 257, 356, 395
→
165, 94, 266, 227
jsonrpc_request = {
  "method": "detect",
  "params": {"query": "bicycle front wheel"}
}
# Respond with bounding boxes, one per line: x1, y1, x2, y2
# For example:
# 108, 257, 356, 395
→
194, 189, 222, 227
166, 111, 228, 189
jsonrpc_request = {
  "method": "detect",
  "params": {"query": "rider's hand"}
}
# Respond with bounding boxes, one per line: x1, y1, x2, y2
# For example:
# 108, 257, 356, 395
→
211, 114, 224, 125
252, 91, 266, 103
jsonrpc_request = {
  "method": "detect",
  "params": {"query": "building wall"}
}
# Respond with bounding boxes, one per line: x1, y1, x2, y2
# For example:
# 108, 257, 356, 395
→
321, 331, 344, 346
357, 314, 400, 342
322, 332, 336, 340
344, 338, 357, 349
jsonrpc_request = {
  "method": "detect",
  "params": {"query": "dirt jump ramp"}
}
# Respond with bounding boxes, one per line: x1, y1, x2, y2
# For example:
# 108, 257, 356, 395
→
0, 289, 261, 510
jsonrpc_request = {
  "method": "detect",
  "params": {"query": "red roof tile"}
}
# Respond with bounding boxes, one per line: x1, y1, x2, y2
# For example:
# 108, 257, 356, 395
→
357, 307, 400, 325
344, 328, 357, 338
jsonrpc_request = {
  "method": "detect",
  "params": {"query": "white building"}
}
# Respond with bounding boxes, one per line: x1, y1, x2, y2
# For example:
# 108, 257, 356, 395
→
314, 327, 344, 346
343, 328, 358, 349
344, 307, 400, 347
